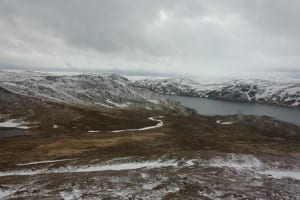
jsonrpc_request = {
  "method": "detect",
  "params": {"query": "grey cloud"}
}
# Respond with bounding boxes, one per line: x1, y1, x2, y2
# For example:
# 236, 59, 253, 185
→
0, 0, 299, 76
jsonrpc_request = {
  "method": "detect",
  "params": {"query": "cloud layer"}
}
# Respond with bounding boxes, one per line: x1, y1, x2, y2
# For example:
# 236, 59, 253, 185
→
0, 0, 299, 76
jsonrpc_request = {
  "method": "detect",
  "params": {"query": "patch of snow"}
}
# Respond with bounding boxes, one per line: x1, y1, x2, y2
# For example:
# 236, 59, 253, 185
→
0, 188, 17, 199
198, 190, 226, 200
16, 125, 31, 129
216, 120, 235, 125
0, 160, 177, 177
60, 189, 82, 200
147, 99, 159, 104
17, 159, 75, 166
106, 99, 131, 108
140, 172, 149, 179
220, 121, 235, 125
208, 154, 262, 170
75, 160, 176, 172
95, 102, 113, 108
284, 97, 292, 102
88, 130, 101, 133
167, 186, 180, 193
0, 169, 45, 177
186, 160, 195, 166
145, 106, 152, 110
194, 154, 300, 181
0, 119, 30, 129
142, 182, 161, 190
260, 170, 300, 180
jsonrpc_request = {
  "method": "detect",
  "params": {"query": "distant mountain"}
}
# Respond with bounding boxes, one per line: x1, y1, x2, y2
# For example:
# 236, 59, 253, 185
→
0, 70, 192, 115
134, 77, 300, 108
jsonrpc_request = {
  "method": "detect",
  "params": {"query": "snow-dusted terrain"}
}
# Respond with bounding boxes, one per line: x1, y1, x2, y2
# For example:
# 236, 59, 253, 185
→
0, 70, 190, 114
0, 119, 31, 129
134, 77, 300, 108
1, 153, 299, 199
1, 71, 299, 199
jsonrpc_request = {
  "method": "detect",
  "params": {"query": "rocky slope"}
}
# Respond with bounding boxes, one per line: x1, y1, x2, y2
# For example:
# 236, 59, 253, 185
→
0, 70, 191, 115
134, 77, 300, 108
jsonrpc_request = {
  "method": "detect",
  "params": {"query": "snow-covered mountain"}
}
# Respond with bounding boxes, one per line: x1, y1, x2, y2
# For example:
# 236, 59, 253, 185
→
134, 77, 300, 108
0, 70, 191, 114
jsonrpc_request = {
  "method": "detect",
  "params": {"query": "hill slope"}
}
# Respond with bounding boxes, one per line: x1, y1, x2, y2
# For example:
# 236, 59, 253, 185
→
134, 77, 300, 108
0, 70, 191, 115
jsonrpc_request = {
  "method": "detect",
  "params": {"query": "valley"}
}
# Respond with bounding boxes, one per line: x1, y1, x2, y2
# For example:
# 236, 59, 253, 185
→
0, 71, 299, 199
1, 1, 300, 199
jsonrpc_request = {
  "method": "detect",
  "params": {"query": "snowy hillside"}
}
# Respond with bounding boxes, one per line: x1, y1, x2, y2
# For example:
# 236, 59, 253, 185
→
0, 70, 190, 114
134, 77, 300, 108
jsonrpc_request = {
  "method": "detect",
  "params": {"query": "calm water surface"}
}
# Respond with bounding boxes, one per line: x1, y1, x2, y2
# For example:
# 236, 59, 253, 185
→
167, 95, 300, 126
0, 129, 28, 137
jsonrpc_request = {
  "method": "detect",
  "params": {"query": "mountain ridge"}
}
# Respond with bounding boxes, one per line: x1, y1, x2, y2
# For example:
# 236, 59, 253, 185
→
134, 77, 300, 108
0, 70, 192, 115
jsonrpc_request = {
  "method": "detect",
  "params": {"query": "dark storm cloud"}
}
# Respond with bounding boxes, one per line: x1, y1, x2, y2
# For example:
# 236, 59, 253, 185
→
0, 0, 299, 76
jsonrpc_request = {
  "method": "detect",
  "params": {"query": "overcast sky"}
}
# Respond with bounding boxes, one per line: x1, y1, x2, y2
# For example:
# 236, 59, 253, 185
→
0, 0, 299, 77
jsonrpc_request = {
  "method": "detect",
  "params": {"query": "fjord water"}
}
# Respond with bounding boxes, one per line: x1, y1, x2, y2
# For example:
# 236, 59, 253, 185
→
167, 95, 300, 126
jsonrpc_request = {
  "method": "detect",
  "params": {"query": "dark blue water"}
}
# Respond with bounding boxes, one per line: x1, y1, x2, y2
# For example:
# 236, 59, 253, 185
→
0, 129, 28, 138
167, 95, 300, 126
